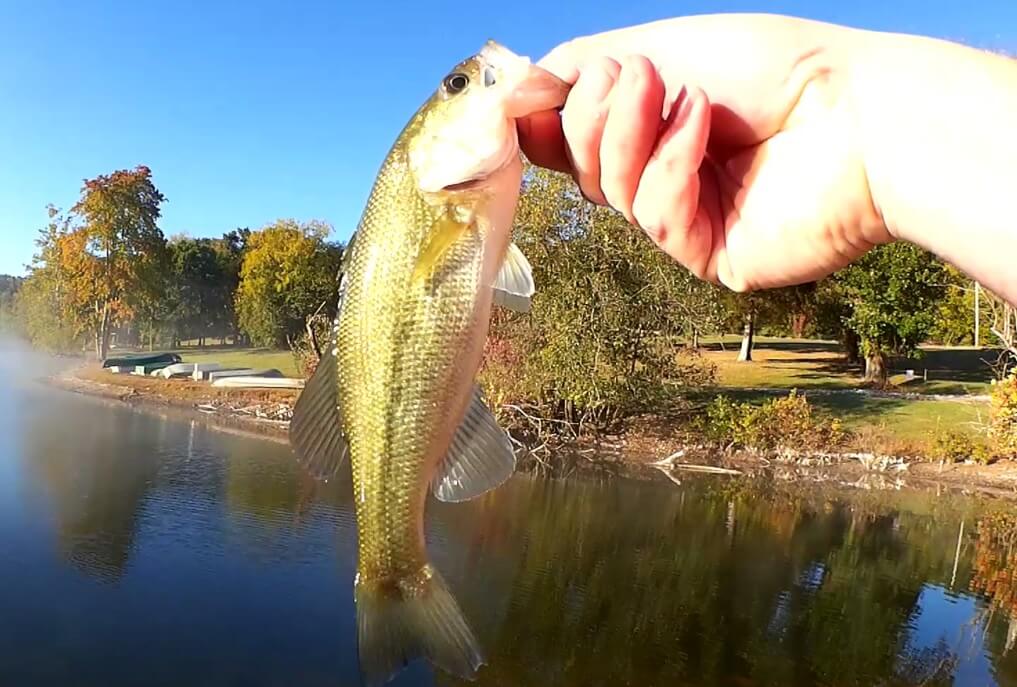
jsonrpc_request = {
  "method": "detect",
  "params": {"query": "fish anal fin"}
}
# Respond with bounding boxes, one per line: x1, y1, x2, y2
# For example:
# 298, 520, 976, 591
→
432, 385, 516, 503
288, 322, 349, 482
492, 242, 534, 313
356, 565, 484, 686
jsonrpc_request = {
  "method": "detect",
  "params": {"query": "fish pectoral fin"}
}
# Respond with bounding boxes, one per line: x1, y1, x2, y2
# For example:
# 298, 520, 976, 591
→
288, 323, 350, 482
412, 212, 473, 284
492, 241, 534, 313
432, 385, 517, 502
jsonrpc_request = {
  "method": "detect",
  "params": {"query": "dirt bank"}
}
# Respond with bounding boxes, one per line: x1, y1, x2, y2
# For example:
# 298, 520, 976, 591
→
46, 364, 1017, 499
49, 363, 296, 439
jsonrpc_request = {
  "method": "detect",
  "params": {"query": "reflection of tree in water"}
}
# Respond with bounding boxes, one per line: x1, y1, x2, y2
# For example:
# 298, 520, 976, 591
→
890, 638, 958, 686
971, 511, 1017, 619
430, 476, 974, 687
969, 510, 1017, 682
223, 436, 354, 563
24, 402, 162, 583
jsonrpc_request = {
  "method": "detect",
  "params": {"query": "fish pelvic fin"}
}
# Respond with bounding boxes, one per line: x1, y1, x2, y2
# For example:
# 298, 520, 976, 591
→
355, 565, 484, 686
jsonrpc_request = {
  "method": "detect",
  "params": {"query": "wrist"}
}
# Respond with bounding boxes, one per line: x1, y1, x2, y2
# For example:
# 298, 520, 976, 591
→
845, 29, 1017, 301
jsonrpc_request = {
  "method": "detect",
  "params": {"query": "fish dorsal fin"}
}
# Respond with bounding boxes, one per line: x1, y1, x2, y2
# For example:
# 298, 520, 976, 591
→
413, 211, 472, 284
492, 242, 534, 313
432, 385, 517, 502
289, 319, 350, 482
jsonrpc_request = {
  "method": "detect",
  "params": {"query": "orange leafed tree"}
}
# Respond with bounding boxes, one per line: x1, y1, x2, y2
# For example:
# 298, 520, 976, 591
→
69, 165, 167, 358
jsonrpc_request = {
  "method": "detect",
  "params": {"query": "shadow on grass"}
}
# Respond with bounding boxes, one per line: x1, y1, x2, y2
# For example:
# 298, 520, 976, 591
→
688, 388, 909, 426
889, 347, 1002, 383
700, 340, 841, 355
169, 344, 271, 354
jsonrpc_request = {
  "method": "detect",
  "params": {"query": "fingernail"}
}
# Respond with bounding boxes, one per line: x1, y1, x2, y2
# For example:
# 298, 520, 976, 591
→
664, 86, 688, 126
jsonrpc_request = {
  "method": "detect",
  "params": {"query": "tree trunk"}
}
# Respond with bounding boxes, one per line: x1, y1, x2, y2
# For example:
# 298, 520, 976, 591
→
692, 329, 700, 350
842, 329, 862, 365
863, 350, 889, 387
791, 313, 808, 339
95, 303, 111, 360
306, 315, 323, 362
737, 311, 755, 362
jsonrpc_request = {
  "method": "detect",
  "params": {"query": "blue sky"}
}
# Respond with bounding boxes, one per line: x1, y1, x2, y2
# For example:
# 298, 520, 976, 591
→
1, 0, 1014, 276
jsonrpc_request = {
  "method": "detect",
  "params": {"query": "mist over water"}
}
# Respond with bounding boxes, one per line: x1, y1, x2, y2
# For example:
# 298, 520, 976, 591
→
0, 336, 76, 387
1, 371, 1017, 685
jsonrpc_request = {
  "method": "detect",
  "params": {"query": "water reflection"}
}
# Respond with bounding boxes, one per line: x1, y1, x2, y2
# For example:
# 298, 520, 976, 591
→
22, 400, 161, 582
431, 477, 1011, 687
2, 375, 1017, 686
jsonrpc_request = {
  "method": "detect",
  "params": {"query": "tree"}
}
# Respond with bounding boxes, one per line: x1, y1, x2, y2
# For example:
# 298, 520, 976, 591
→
721, 284, 818, 362
810, 278, 861, 363
834, 244, 948, 386
210, 228, 249, 343
979, 283, 1016, 376
14, 207, 91, 352
0, 275, 22, 334
167, 237, 227, 346
70, 165, 168, 358
927, 265, 994, 347
482, 167, 716, 428
235, 219, 343, 348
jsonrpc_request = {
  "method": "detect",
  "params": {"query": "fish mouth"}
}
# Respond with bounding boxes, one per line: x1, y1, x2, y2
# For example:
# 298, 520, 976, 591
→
440, 131, 520, 192
480, 41, 571, 116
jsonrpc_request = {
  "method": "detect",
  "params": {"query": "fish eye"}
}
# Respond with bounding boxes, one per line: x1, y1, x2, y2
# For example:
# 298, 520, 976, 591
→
443, 72, 469, 94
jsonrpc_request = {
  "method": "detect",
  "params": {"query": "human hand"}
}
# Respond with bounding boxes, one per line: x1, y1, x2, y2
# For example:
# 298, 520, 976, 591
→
518, 14, 893, 292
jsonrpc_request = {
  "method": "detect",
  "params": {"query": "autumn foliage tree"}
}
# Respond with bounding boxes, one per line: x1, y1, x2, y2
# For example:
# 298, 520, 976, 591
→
14, 207, 89, 352
235, 219, 343, 348
70, 165, 168, 358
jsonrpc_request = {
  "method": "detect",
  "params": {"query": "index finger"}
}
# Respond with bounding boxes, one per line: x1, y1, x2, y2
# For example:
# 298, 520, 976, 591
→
516, 41, 591, 173
518, 108, 571, 173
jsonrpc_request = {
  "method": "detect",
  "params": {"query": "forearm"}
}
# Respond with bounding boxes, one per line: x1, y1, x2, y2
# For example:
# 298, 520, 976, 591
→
849, 29, 1017, 304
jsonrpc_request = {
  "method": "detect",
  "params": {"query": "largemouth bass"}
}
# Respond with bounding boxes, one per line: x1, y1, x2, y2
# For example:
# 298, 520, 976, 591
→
289, 42, 569, 685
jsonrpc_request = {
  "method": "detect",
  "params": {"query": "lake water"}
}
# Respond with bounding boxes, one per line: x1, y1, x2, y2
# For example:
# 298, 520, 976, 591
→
3, 347, 1017, 686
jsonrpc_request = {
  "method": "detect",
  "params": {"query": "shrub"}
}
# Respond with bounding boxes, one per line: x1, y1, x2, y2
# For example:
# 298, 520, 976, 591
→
931, 430, 998, 465
932, 430, 976, 463
698, 391, 846, 455
990, 372, 1017, 457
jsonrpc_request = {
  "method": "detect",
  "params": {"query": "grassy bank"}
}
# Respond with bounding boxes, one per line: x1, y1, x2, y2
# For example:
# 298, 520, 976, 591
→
101, 338, 1000, 457
703, 336, 993, 396
109, 345, 300, 377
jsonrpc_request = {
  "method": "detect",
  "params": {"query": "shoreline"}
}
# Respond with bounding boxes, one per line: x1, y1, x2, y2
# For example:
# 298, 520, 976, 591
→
44, 364, 1017, 501
47, 364, 293, 440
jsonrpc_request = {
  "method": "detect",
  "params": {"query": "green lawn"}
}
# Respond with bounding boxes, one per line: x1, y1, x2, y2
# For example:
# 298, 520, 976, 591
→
813, 395, 986, 443
123, 337, 999, 453
702, 337, 994, 396
169, 347, 300, 377
693, 337, 999, 451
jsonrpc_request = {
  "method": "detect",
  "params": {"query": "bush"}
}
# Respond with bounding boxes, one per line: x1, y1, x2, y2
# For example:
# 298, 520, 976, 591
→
990, 372, 1017, 458
931, 430, 998, 465
698, 391, 846, 455
477, 167, 718, 435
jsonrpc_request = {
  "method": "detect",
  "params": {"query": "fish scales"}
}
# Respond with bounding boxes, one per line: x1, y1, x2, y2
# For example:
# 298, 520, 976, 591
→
340, 141, 487, 581
288, 40, 570, 686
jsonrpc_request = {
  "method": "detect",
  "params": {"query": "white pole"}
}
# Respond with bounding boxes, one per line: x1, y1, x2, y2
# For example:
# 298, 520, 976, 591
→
974, 281, 980, 348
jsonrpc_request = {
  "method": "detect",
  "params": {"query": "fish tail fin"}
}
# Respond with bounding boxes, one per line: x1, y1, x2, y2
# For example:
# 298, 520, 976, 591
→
355, 564, 484, 686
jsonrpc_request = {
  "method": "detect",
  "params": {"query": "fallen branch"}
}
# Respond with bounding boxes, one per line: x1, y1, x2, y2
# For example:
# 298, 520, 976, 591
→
668, 463, 744, 476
